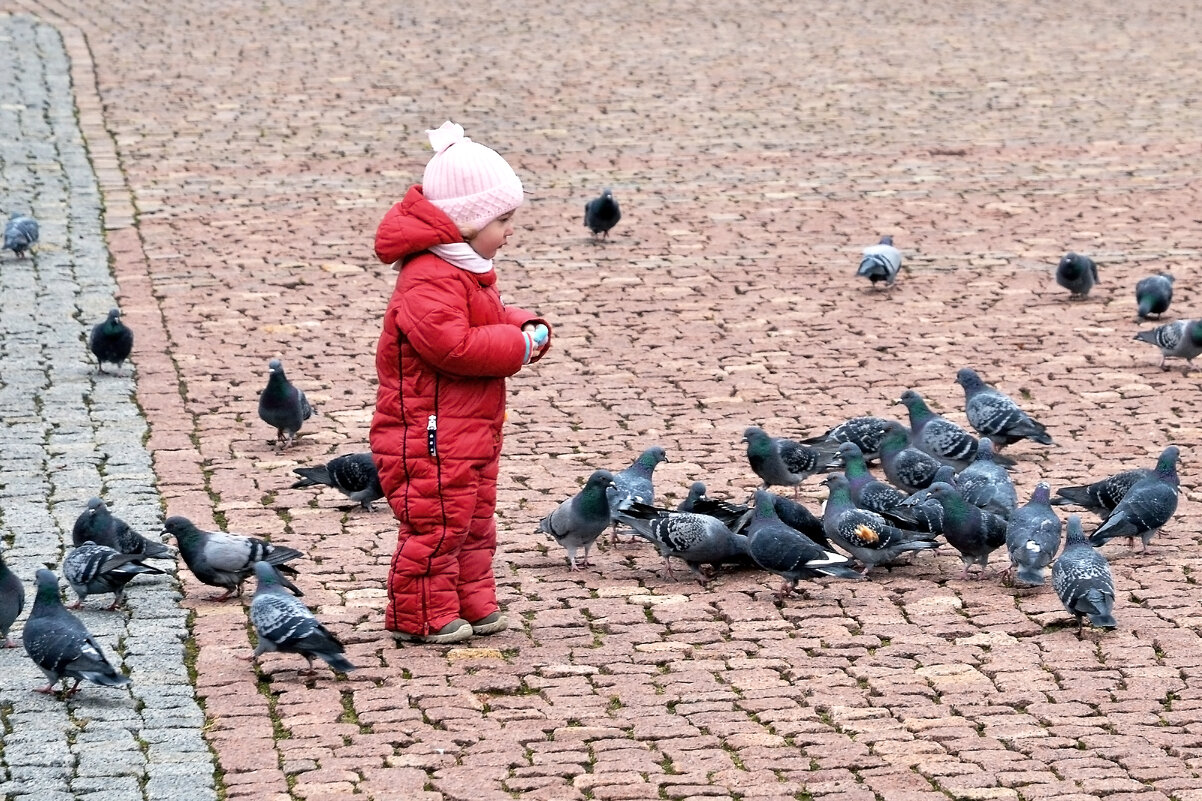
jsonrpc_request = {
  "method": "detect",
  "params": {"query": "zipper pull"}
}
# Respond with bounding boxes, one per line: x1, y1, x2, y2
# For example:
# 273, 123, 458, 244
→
426, 414, 437, 457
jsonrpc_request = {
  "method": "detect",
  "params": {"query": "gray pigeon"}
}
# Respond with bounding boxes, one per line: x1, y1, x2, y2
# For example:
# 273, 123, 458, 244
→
955, 438, 1018, 519
539, 469, 615, 571
877, 421, 943, 494
676, 482, 756, 536
72, 497, 174, 560
1051, 469, 1150, 519
0, 550, 24, 648
1133, 318, 1202, 372
22, 569, 131, 696
248, 561, 356, 675
745, 489, 861, 600
3, 212, 39, 257
837, 442, 917, 526
1052, 515, 1117, 632
899, 464, 957, 535
615, 501, 750, 585
898, 389, 1016, 471
1055, 252, 1098, 298
258, 358, 315, 449
1089, 446, 1180, 551
62, 543, 167, 610
921, 482, 1009, 579
1004, 482, 1062, 587
164, 515, 303, 600
89, 308, 134, 373
856, 235, 902, 288
607, 446, 668, 545
955, 368, 1053, 447
743, 426, 839, 497
584, 188, 621, 239
292, 452, 383, 511
1135, 273, 1174, 320
820, 474, 940, 575
800, 415, 896, 463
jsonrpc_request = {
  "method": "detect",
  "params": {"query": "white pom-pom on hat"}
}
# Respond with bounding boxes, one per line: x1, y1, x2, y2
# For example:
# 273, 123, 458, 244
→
422, 121, 523, 235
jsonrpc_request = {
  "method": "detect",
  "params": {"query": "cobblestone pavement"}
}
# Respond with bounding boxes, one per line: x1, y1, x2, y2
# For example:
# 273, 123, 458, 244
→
4, 1, 1202, 800
0, 14, 215, 801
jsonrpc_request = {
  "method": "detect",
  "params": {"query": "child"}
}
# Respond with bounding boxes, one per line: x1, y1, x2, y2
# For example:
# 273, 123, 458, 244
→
371, 121, 551, 644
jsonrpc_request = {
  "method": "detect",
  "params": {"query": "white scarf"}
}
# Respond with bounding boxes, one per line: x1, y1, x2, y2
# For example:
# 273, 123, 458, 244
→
430, 242, 492, 274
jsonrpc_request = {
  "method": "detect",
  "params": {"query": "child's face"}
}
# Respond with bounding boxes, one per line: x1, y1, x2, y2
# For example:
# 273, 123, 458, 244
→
466, 209, 516, 260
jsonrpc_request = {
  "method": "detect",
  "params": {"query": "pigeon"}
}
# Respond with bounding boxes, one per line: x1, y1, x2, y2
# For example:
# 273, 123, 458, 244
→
800, 416, 896, 463
744, 489, 861, 600
955, 368, 1053, 448
954, 438, 1018, 519
606, 446, 668, 545
0, 550, 24, 648
877, 421, 943, 494
1133, 318, 1202, 372
539, 469, 615, 570
770, 492, 837, 550
820, 474, 940, 575
743, 426, 840, 497
3, 212, 39, 257
615, 501, 750, 584
89, 308, 134, 374
1051, 468, 1150, 519
677, 482, 755, 534
1004, 482, 1062, 587
856, 235, 902, 288
164, 515, 303, 600
258, 358, 315, 449
920, 482, 1009, 579
22, 569, 131, 696
247, 561, 356, 675
1056, 252, 1098, 299
72, 497, 174, 560
291, 452, 383, 511
584, 188, 621, 239
899, 464, 957, 535
1089, 446, 1180, 551
836, 442, 917, 526
62, 543, 167, 610
898, 389, 1015, 471
1052, 515, 1117, 632
1135, 273, 1174, 320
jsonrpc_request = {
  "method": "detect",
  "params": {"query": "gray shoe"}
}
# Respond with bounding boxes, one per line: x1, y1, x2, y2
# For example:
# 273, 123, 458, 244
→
392, 618, 472, 644
470, 611, 508, 636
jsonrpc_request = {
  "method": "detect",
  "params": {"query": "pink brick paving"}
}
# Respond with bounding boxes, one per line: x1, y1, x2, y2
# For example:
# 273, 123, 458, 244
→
12, 0, 1202, 799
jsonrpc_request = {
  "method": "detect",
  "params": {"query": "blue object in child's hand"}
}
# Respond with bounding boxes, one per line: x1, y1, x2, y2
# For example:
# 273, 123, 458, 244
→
529, 324, 549, 347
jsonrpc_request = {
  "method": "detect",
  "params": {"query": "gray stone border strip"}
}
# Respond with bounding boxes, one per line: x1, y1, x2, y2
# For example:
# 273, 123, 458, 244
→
0, 12, 217, 801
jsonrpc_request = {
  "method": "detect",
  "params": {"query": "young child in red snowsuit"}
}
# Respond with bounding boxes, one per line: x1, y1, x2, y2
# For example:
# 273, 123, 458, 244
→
372, 122, 550, 644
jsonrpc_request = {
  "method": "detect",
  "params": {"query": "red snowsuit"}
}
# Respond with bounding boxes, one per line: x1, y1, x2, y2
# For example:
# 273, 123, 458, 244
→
371, 186, 549, 636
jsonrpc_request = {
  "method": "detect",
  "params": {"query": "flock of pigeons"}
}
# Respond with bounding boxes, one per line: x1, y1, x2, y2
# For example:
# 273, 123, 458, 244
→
537, 362, 1182, 636
1, 194, 1188, 699
859, 238, 1199, 371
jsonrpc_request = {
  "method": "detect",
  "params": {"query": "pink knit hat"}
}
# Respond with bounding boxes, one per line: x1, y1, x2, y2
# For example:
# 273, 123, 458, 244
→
422, 121, 524, 234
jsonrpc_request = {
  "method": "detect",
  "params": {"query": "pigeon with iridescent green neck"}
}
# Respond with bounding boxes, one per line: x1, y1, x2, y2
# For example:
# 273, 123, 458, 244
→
800, 416, 895, 463
743, 426, 840, 498
836, 442, 916, 526
954, 438, 1017, 519
1089, 446, 1179, 551
607, 446, 668, 545
258, 358, 315, 449
1135, 273, 1173, 320
877, 421, 942, 495
898, 389, 1015, 471
89, 308, 134, 374
920, 482, 1008, 579
540, 469, 615, 570
248, 561, 356, 675
745, 489, 861, 599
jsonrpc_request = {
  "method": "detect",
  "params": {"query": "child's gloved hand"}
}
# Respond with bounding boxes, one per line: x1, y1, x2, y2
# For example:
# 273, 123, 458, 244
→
522, 324, 550, 364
